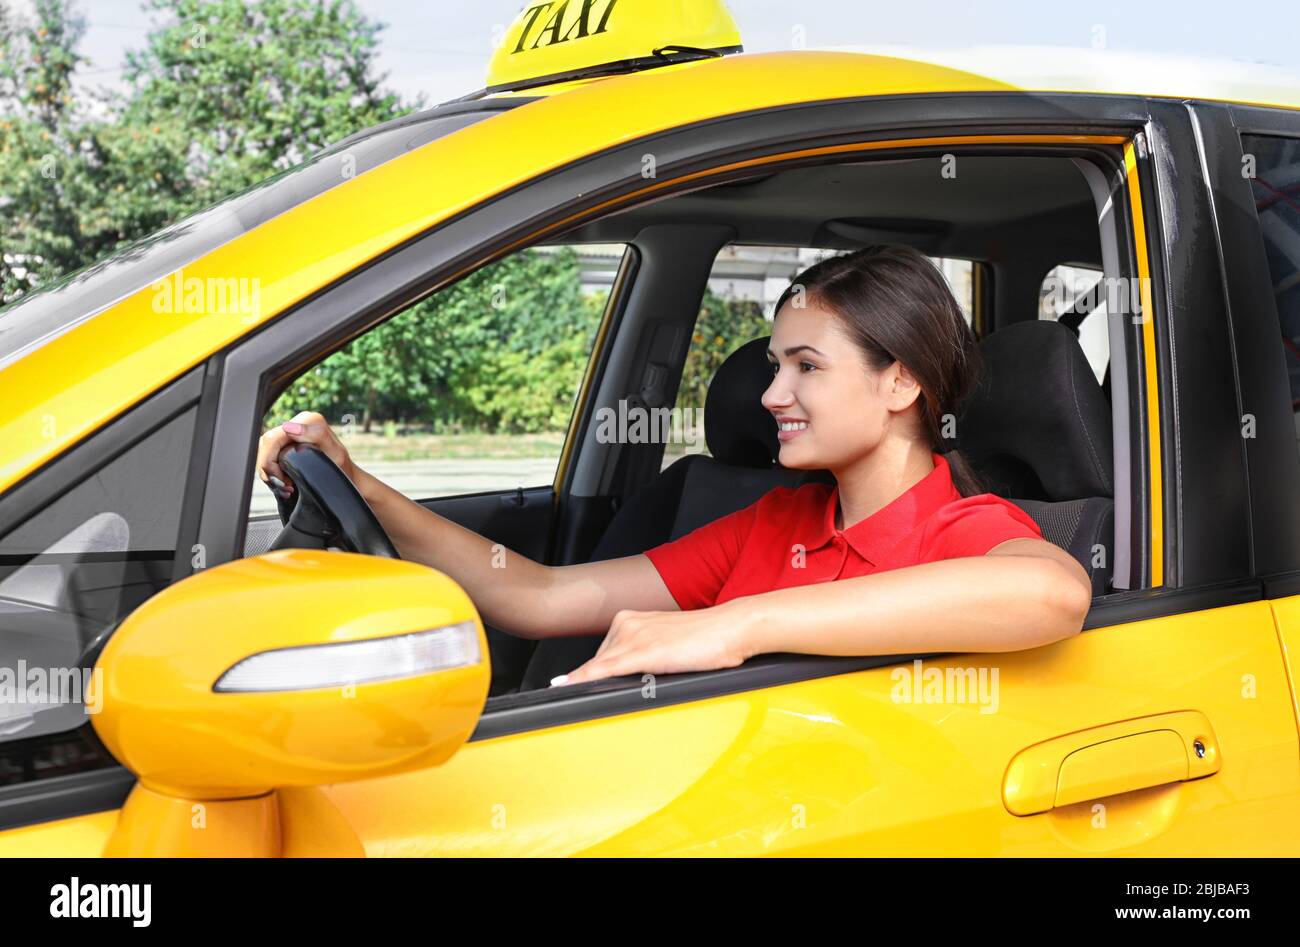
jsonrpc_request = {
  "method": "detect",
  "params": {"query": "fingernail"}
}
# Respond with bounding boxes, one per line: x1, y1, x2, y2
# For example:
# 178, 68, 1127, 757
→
283, 421, 304, 435
268, 475, 285, 489
549, 675, 570, 687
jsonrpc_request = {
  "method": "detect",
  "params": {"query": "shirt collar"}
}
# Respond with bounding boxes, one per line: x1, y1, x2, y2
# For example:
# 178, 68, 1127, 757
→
804, 452, 961, 565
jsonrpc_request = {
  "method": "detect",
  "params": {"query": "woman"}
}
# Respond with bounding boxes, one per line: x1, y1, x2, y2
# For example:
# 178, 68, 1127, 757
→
256, 245, 1092, 687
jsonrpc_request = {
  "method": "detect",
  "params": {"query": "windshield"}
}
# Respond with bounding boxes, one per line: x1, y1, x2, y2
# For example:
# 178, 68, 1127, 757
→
0, 104, 509, 370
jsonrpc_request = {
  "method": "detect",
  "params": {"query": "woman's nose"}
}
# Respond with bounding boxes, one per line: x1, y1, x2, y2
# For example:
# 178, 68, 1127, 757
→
761, 376, 792, 411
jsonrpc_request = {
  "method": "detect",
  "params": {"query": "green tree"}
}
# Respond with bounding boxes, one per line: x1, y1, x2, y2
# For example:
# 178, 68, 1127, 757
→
2, 1, 608, 436
0, 1, 176, 301
120, 0, 408, 214
1, 0, 407, 304
269, 248, 607, 433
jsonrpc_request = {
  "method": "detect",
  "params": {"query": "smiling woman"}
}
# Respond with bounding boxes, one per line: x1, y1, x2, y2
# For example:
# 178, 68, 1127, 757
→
554, 245, 1092, 683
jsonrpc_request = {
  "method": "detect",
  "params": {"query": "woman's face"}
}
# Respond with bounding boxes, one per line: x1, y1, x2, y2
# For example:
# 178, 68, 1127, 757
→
761, 298, 923, 471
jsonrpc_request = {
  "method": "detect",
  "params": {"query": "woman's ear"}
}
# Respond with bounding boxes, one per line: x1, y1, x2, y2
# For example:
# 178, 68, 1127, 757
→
886, 361, 924, 412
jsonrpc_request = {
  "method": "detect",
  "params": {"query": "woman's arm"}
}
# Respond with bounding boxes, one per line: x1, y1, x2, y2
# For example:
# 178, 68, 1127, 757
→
734, 537, 1091, 658
254, 412, 678, 640
558, 537, 1092, 684
355, 467, 678, 639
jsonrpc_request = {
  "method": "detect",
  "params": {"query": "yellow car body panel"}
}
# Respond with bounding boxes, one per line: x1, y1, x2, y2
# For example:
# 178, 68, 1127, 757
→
3, 600, 1295, 857
1266, 597, 1300, 752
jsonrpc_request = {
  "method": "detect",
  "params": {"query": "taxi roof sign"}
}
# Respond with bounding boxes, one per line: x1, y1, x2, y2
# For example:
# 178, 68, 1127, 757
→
486, 0, 743, 95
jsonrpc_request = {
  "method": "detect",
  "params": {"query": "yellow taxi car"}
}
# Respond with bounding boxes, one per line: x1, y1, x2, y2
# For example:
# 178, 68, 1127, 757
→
1, 0, 1299, 856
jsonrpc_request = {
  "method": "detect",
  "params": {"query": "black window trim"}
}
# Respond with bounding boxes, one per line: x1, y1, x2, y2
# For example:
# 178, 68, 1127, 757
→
1192, 102, 1300, 594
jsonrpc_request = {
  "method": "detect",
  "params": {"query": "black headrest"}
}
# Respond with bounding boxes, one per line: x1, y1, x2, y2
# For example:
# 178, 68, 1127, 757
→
704, 337, 779, 467
957, 320, 1113, 500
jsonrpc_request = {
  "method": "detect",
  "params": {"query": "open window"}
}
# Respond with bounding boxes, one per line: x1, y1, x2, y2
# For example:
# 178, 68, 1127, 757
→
244, 147, 1142, 705
497, 144, 1148, 709
207, 102, 1161, 731
243, 243, 625, 543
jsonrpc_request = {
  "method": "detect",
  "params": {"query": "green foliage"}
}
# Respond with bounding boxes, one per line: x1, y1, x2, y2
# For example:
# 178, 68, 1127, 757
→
268, 248, 606, 433
0, 1, 170, 300
677, 287, 770, 410
119, 0, 407, 213
0, 0, 406, 303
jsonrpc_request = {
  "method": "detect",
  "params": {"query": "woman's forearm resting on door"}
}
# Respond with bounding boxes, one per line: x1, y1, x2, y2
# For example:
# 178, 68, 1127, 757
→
724, 550, 1092, 660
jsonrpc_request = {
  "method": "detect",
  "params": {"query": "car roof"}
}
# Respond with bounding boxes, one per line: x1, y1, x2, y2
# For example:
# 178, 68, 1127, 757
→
479, 46, 1300, 113
822, 44, 1300, 112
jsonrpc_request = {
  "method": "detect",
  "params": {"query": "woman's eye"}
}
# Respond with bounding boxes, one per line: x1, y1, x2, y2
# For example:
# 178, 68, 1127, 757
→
800, 361, 816, 373
769, 361, 779, 374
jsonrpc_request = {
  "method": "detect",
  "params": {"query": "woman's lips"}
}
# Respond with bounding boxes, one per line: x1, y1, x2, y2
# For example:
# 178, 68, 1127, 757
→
776, 422, 809, 442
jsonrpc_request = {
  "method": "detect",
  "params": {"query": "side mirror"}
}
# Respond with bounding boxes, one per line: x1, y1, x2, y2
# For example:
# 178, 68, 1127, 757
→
92, 549, 489, 856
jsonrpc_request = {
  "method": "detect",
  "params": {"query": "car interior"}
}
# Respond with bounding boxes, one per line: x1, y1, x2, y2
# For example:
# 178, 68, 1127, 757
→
247, 151, 1125, 699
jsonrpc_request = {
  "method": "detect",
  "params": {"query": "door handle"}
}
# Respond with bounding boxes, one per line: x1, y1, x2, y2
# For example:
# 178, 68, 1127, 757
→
1002, 710, 1220, 815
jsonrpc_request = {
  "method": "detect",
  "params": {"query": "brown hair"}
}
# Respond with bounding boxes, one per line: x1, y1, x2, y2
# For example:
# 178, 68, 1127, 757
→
773, 244, 987, 496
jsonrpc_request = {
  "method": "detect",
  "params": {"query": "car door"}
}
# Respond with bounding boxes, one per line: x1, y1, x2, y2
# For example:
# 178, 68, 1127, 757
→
3, 67, 1297, 855
208, 89, 1297, 855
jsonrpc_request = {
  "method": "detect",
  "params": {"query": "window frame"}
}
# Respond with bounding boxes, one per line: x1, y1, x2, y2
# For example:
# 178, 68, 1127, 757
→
190, 93, 1237, 739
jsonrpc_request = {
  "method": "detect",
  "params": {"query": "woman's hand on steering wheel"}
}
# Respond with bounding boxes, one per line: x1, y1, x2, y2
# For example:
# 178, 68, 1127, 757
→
256, 411, 362, 499
256, 411, 398, 559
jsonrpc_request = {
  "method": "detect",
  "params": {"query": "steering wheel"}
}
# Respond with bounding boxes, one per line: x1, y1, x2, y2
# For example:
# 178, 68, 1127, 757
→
268, 444, 399, 558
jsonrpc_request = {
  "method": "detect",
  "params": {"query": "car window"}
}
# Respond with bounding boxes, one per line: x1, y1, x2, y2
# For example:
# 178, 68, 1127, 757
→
662, 245, 972, 470
250, 244, 624, 518
0, 106, 502, 372
1039, 263, 1110, 384
1242, 133, 1300, 451
0, 406, 196, 786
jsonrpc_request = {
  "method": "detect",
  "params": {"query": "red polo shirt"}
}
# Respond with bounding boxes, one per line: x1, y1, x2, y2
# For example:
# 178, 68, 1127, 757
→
643, 451, 1044, 610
